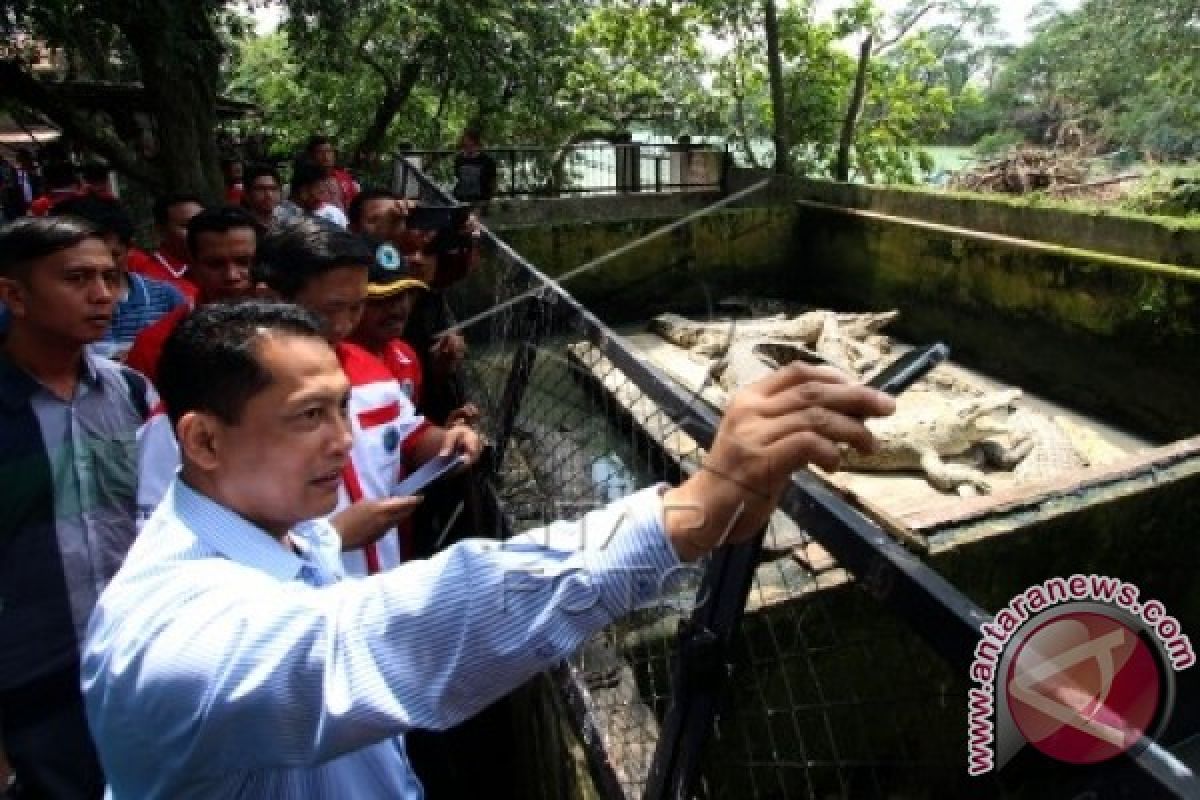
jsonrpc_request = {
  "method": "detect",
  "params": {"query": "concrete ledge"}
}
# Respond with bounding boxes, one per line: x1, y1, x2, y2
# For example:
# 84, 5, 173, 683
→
774, 175, 1200, 268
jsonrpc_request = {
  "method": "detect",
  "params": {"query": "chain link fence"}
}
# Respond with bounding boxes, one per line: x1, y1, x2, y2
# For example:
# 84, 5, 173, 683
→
395, 161, 1196, 800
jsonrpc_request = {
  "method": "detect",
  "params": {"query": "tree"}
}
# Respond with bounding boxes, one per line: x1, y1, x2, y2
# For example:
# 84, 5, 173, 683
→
979, 0, 1200, 158
706, 0, 992, 183
232, 0, 724, 163
0, 0, 248, 196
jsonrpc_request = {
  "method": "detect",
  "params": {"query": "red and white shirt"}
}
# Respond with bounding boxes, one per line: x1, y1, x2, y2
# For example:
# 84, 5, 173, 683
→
375, 338, 424, 409
128, 249, 198, 302
135, 341, 430, 577
335, 342, 429, 576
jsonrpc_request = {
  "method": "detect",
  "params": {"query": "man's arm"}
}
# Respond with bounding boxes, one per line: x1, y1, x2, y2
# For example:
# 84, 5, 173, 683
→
86, 489, 677, 772
403, 421, 483, 469
88, 362, 892, 776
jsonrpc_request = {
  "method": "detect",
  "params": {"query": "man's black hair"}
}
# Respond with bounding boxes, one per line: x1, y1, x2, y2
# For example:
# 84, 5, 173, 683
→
347, 186, 396, 228
290, 157, 327, 193
42, 160, 77, 190
258, 218, 373, 299
52, 194, 135, 245
303, 134, 333, 156
80, 162, 110, 185
157, 301, 324, 429
185, 206, 259, 257
0, 216, 104, 280
243, 163, 282, 190
153, 193, 205, 226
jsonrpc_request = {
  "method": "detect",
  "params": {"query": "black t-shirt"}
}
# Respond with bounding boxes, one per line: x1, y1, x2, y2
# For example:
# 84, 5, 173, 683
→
452, 152, 497, 204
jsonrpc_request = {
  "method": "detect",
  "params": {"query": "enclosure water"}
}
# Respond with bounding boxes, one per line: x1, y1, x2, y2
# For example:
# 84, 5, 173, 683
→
400, 162, 1195, 799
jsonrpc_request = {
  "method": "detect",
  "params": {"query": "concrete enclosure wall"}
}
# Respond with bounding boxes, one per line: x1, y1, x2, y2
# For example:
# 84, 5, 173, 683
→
729, 172, 1200, 268
483, 180, 1200, 440
490, 205, 797, 324
789, 199, 1200, 441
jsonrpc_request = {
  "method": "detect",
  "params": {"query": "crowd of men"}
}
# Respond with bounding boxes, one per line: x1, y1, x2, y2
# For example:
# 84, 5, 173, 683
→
0, 132, 892, 798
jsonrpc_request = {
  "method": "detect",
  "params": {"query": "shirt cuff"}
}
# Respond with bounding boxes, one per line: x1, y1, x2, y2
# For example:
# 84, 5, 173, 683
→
586, 485, 684, 617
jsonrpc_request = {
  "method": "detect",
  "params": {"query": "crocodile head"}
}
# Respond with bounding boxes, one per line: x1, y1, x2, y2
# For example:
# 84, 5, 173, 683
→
956, 389, 1022, 437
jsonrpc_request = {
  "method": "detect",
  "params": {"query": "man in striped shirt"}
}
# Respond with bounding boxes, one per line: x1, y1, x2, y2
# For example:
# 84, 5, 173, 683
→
81, 301, 894, 798
0, 216, 154, 799
51, 195, 187, 362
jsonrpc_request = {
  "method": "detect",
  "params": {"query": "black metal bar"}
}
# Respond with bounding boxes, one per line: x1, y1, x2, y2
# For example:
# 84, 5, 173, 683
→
642, 529, 767, 800
554, 664, 631, 799
490, 334, 541, 473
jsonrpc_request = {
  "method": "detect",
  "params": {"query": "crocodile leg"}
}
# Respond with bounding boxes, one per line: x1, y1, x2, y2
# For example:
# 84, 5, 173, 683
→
918, 447, 992, 495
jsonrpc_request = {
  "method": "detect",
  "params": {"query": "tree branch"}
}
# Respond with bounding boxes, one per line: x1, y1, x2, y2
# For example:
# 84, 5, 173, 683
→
349, 38, 430, 167
0, 58, 160, 189
355, 20, 397, 92
874, 3, 937, 53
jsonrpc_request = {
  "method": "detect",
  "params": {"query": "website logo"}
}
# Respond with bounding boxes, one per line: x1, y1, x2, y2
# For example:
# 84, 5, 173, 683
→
967, 576, 1194, 776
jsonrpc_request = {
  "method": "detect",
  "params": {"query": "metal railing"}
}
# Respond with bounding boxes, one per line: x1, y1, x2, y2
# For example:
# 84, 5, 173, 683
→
392, 141, 728, 200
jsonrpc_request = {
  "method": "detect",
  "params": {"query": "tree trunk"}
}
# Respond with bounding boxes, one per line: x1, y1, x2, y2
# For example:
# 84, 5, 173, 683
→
835, 35, 873, 183
125, 6, 224, 199
763, 0, 790, 175
351, 60, 424, 169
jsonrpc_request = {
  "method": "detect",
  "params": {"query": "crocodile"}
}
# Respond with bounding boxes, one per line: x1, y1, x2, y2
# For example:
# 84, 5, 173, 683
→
649, 310, 899, 358
710, 339, 831, 397
980, 408, 1089, 485
840, 389, 1022, 494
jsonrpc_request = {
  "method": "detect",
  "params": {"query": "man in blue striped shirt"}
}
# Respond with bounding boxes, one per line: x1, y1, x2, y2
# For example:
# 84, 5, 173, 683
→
81, 302, 894, 798
51, 195, 187, 362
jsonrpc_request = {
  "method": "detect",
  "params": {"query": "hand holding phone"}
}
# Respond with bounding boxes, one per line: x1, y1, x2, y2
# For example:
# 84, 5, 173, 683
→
866, 343, 950, 395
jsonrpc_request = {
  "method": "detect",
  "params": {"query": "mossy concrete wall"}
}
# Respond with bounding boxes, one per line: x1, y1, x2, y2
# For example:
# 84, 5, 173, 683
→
690, 454, 1200, 800
726, 172, 1200, 268
790, 200, 1200, 441
491, 206, 796, 324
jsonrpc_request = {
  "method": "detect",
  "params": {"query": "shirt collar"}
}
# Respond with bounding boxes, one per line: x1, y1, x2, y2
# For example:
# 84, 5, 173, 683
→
124, 271, 148, 304
79, 348, 104, 386
170, 479, 307, 582
0, 347, 104, 409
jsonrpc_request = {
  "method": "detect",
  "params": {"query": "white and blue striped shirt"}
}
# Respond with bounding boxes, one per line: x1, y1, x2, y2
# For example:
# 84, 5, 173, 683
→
82, 479, 679, 799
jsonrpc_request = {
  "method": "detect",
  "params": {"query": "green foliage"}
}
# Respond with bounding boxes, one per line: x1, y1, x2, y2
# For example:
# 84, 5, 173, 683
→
974, 129, 1025, 157
979, 0, 1200, 159
704, 0, 988, 183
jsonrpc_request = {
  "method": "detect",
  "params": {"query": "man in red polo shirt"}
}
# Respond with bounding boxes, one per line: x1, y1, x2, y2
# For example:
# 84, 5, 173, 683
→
258, 220, 483, 574
305, 135, 359, 212
127, 194, 203, 301
125, 207, 257, 382
349, 239, 478, 426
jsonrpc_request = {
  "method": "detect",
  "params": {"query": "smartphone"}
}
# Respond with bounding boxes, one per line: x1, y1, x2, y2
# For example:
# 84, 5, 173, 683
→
406, 205, 470, 232
393, 452, 466, 497
866, 342, 950, 395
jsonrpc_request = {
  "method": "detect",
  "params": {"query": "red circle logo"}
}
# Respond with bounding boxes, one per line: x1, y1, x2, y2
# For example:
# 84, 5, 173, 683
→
1006, 612, 1162, 765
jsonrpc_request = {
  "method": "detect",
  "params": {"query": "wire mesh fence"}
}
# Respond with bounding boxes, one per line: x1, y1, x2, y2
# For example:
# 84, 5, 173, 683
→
396, 160, 1196, 800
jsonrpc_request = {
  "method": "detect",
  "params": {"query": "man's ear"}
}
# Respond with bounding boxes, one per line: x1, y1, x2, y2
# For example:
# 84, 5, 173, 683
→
0, 276, 28, 318
176, 411, 225, 472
